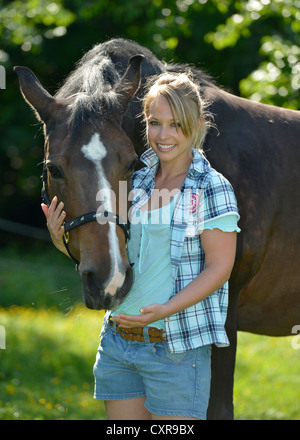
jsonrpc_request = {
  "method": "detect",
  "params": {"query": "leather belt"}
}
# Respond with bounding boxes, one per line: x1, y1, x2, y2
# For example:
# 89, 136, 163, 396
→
109, 320, 166, 343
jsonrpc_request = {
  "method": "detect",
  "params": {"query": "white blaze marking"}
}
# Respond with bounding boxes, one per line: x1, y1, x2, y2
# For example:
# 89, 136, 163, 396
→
81, 133, 125, 294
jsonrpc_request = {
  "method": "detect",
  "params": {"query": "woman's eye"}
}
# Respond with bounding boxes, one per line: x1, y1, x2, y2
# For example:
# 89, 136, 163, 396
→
149, 121, 159, 126
47, 164, 63, 179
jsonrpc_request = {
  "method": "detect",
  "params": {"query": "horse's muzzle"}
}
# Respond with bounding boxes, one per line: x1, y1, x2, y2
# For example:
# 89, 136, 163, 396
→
81, 264, 133, 310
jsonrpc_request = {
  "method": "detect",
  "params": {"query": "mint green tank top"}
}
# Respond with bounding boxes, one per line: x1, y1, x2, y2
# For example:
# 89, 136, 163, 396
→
111, 197, 175, 329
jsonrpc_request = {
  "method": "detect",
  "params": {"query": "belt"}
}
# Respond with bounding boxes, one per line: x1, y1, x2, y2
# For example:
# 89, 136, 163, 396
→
109, 320, 166, 343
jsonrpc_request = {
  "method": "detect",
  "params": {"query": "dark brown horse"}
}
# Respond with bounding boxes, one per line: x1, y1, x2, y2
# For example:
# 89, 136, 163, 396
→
15, 38, 300, 419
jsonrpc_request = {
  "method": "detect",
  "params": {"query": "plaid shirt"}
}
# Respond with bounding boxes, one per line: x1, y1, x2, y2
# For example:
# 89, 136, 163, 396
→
129, 148, 240, 353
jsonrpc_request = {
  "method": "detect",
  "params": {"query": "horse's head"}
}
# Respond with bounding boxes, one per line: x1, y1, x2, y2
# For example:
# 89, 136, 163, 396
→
15, 55, 144, 310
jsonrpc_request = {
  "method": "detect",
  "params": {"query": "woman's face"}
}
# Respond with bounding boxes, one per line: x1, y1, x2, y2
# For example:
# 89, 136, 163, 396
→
146, 95, 192, 166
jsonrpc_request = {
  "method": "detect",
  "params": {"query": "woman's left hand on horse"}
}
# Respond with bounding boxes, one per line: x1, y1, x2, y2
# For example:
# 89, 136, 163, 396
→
111, 303, 167, 328
41, 196, 67, 255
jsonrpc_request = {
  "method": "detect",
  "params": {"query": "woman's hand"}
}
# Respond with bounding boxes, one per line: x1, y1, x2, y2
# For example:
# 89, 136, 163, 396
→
41, 196, 67, 255
112, 304, 167, 328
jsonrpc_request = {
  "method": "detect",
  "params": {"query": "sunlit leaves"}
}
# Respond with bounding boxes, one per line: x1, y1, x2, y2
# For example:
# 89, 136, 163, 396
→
0, 0, 75, 56
2, 0, 298, 110
240, 35, 300, 109
203, 0, 300, 108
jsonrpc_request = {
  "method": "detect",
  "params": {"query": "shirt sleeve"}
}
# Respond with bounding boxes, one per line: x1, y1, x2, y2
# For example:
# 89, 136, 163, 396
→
203, 214, 241, 232
203, 172, 240, 223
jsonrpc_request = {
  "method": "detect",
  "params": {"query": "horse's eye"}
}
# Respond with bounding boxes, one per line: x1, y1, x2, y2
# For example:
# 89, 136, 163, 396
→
47, 164, 63, 179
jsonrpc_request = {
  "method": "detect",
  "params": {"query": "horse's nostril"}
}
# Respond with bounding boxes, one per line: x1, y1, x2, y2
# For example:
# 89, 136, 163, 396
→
81, 267, 102, 293
82, 268, 91, 279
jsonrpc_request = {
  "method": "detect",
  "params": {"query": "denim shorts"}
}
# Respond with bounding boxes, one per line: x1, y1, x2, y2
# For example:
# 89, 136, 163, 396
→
93, 322, 212, 419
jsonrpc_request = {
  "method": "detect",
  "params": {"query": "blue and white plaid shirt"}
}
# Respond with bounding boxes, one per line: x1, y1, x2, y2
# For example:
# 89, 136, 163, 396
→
129, 148, 240, 352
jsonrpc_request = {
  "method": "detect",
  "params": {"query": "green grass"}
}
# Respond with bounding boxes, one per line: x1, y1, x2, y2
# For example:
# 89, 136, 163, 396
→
0, 242, 82, 310
234, 332, 300, 420
0, 242, 105, 420
0, 305, 105, 420
0, 243, 299, 420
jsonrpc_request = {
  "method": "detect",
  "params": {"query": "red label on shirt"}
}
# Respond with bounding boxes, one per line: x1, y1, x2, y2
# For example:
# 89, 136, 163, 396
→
190, 193, 200, 214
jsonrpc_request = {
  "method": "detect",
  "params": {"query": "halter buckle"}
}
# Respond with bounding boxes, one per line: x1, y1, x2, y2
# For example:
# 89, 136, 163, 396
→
63, 230, 70, 244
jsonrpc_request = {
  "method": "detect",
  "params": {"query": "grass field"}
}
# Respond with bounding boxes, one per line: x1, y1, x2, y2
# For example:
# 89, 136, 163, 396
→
0, 242, 299, 420
0, 305, 105, 420
234, 332, 299, 420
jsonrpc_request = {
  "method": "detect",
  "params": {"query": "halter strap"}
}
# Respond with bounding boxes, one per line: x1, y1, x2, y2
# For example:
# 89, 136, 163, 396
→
63, 210, 129, 240
41, 167, 130, 269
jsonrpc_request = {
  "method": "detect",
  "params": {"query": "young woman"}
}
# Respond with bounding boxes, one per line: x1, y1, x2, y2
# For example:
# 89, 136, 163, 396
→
42, 72, 240, 420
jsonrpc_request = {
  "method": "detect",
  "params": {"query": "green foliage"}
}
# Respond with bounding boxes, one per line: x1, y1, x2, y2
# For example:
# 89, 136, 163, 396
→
205, 0, 300, 109
240, 35, 300, 109
0, 0, 75, 52
0, 0, 299, 225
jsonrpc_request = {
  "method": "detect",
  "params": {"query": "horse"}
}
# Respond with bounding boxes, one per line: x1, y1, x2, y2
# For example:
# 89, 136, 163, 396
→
15, 38, 300, 420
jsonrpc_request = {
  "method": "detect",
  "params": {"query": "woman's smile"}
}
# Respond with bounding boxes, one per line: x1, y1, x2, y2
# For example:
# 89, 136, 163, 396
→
157, 143, 176, 152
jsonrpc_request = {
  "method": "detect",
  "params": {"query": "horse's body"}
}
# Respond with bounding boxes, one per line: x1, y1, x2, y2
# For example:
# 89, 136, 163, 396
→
15, 38, 300, 419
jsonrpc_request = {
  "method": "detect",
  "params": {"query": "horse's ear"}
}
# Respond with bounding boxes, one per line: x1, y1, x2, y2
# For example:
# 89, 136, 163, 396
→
14, 66, 56, 123
115, 54, 144, 113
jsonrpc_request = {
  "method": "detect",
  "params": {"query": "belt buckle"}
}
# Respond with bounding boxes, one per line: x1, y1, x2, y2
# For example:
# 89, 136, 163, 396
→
119, 327, 130, 336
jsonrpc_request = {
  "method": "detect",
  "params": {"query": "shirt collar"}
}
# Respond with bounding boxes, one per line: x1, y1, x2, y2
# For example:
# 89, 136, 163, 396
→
189, 149, 211, 175
140, 147, 210, 176
140, 148, 160, 173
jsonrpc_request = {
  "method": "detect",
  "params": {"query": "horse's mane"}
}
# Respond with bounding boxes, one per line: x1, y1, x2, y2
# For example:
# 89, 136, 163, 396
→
55, 49, 122, 126
54, 38, 218, 128
166, 62, 219, 89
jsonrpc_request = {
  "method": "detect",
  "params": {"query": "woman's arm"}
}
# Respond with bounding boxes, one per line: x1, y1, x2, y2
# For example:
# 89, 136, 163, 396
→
112, 228, 237, 328
41, 196, 68, 256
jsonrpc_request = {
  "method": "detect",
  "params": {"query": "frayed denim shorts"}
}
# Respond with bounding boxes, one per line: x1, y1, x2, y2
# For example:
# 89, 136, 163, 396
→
93, 322, 212, 419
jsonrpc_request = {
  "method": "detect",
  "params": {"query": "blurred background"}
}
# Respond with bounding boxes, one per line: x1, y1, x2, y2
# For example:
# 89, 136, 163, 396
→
0, 0, 299, 420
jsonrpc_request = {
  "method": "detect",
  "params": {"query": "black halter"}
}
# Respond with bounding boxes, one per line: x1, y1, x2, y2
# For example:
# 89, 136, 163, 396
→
41, 166, 130, 269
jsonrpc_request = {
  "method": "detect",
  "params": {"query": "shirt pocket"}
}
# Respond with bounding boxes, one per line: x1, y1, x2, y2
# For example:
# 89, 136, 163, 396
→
184, 235, 201, 253
180, 235, 202, 277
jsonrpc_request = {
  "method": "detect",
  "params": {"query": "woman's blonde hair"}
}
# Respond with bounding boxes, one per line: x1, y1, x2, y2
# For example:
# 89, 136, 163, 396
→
142, 71, 215, 153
